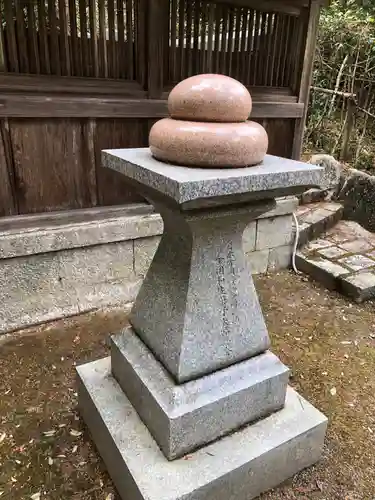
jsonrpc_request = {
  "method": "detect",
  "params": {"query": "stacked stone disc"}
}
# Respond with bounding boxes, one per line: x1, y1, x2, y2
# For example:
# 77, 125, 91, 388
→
149, 73, 268, 168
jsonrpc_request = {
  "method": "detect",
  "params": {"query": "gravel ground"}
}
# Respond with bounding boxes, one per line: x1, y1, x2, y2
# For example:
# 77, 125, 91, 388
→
0, 270, 374, 500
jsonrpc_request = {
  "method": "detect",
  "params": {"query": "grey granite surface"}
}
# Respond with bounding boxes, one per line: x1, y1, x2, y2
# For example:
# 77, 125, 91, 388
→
77, 357, 328, 500
130, 201, 273, 382
103, 148, 323, 208
111, 328, 289, 459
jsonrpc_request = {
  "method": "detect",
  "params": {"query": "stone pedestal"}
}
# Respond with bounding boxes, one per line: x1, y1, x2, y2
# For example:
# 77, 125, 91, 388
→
77, 148, 327, 500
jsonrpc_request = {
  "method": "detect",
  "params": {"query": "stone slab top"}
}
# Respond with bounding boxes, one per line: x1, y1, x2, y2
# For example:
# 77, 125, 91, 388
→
102, 148, 323, 208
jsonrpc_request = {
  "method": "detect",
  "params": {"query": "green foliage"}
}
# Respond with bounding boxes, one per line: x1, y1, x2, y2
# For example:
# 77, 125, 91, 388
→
306, 1, 375, 171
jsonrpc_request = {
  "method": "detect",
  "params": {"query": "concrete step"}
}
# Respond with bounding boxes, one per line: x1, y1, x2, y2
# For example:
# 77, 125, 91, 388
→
296, 220, 375, 302
296, 202, 344, 247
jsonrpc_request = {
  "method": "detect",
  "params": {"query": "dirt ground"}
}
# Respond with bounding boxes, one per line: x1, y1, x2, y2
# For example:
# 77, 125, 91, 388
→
0, 270, 374, 500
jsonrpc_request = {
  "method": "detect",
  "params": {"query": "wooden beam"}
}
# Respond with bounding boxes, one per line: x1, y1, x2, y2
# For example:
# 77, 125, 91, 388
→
0, 95, 304, 118
292, 0, 321, 160
0, 75, 147, 97
213, 0, 302, 16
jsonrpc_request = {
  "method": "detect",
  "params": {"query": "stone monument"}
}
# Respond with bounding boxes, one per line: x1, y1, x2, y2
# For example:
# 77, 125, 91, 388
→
77, 74, 327, 500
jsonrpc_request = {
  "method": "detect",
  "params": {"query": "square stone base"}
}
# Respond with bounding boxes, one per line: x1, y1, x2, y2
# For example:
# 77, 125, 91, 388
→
77, 357, 327, 500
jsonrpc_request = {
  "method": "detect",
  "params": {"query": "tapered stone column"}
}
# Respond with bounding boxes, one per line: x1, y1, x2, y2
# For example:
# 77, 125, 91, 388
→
77, 147, 327, 500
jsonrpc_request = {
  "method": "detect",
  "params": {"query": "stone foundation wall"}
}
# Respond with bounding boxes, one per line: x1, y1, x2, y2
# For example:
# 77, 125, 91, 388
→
0, 198, 297, 335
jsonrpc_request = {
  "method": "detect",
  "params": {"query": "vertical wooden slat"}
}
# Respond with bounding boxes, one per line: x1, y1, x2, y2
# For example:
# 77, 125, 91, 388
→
227, 8, 235, 76
136, 0, 147, 87
233, 8, 241, 80
48, 0, 60, 75
220, 7, 229, 74
269, 13, 280, 87
240, 8, 248, 83
68, 0, 79, 76
275, 15, 286, 86
214, 3, 221, 73
0, 119, 18, 215
83, 119, 98, 206
264, 13, 274, 86
170, 0, 178, 82
252, 10, 261, 85
245, 9, 254, 86
107, 0, 117, 78
58, 0, 71, 75
38, 0, 51, 74
163, 0, 170, 84
281, 16, 292, 86
26, 2, 40, 74
186, 1, 193, 76
285, 16, 298, 88
88, 0, 99, 77
193, 0, 200, 75
178, 0, 186, 80
148, 0, 165, 98
79, 0, 89, 76
15, 0, 29, 73
0, 7, 8, 72
126, 0, 134, 80
292, 2, 321, 160
206, 4, 215, 73
4, 3, 19, 72
258, 11, 267, 85
200, 2, 209, 73
98, 0, 108, 78
117, 0, 125, 78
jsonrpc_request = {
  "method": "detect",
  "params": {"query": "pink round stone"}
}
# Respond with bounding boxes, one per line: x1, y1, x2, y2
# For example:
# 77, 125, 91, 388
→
149, 118, 268, 168
168, 74, 252, 123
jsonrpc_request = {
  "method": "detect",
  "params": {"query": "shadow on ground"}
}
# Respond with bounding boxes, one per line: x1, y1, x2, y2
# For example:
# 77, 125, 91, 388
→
0, 271, 374, 499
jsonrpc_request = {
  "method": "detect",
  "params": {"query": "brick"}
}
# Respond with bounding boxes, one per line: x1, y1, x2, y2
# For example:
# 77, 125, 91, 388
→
339, 239, 373, 253
339, 272, 375, 302
338, 254, 375, 272
256, 215, 293, 250
268, 246, 292, 271
246, 249, 269, 275
242, 222, 256, 253
257, 197, 298, 219
295, 253, 349, 290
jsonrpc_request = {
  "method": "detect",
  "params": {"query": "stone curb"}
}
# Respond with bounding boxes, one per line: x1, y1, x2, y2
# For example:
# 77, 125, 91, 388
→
297, 203, 344, 247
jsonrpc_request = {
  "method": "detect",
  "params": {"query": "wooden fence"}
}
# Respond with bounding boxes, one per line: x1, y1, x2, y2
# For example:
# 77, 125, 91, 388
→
0, 0, 321, 217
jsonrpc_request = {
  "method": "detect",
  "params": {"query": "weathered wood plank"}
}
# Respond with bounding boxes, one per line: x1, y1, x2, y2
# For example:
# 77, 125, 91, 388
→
95, 119, 146, 205
79, 0, 89, 76
213, 0, 301, 16
98, 0, 108, 78
10, 119, 90, 213
148, 0, 165, 97
27, 2, 41, 74
49, 0, 61, 75
88, 0, 99, 78
126, 0, 134, 80
4, 2, 19, 72
0, 95, 304, 118
170, 0, 178, 81
83, 119, 98, 206
0, 119, 17, 215
193, 0, 200, 74
178, 0, 186, 80
108, 0, 117, 78
0, 74, 146, 96
135, 0, 147, 87
117, 0, 125, 79
15, 0, 29, 73
185, 0, 193, 77
38, 0, 51, 74
58, 0, 71, 75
